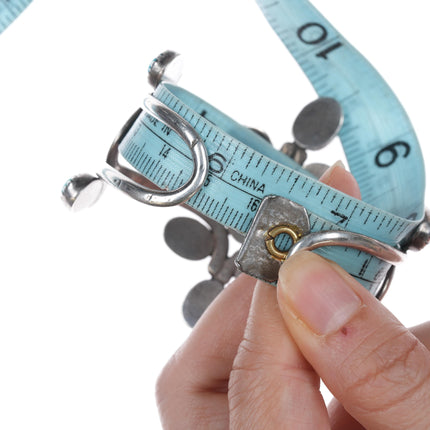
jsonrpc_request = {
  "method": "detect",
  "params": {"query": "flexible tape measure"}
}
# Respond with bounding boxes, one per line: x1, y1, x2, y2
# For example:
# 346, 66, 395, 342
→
0, 0, 32, 34
3, 0, 426, 293
115, 0, 426, 292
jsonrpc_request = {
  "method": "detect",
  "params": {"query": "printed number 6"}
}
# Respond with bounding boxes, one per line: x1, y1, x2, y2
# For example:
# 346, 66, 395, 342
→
375, 141, 411, 168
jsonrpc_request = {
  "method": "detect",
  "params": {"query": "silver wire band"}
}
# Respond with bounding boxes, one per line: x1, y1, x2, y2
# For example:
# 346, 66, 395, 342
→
288, 230, 406, 265
101, 96, 209, 207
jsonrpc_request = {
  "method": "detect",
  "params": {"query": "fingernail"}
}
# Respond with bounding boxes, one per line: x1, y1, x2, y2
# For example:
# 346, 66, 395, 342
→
319, 160, 345, 181
278, 252, 362, 335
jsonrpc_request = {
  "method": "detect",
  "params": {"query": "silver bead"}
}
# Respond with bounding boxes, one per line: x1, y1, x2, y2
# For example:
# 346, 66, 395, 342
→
61, 174, 105, 212
148, 50, 183, 88
407, 210, 430, 251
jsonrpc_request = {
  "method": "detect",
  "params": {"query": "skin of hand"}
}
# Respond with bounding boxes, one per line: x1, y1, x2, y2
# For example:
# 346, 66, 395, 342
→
156, 162, 430, 429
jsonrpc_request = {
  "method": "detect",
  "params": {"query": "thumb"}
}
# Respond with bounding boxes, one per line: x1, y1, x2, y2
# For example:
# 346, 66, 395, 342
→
277, 251, 430, 430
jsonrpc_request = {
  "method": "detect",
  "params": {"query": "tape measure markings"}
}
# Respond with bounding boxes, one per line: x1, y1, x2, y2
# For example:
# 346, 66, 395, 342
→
2, 0, 425, 293
130, 110, 391, 288
121, 103, 392, 290
121, 83, 419, 250
13, 0, 410, 291
0, 0, 32, 34
256, 0, 425, 219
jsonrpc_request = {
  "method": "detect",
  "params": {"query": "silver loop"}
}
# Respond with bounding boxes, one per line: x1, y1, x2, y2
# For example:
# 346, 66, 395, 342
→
288, 230, 406, 265
375, 266, 395, 301
101, 96, 209, 207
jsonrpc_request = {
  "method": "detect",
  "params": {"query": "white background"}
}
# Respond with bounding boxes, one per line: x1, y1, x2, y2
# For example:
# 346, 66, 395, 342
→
0, 1, 429, 428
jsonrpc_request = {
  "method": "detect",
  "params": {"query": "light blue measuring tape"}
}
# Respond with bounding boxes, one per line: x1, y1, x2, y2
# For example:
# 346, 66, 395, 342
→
105, 0, 426, 294
0, 0, 32, 34
4, 0, 427, 295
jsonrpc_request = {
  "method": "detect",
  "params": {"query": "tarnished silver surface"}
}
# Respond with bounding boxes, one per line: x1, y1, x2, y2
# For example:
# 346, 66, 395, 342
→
213, 252, 241, 285
248, 127, 272, 144
293, 97, 343, 150
280, 98, 343, 166
228, 228, 246, 244
148, 50, 183, 88
304, 162, 330, 179
101, 95, 209, 207
164, 213, 241, 326
164, 217, 213, 260
204, 216, 230, 279
280, 142, 307, 165
235, 196, 310, 283
61, 174, 105, 211
407, 209, 430, 251
182, 279, 224, 327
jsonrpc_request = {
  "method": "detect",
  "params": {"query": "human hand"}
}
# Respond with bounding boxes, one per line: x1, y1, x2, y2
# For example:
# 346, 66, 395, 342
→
156, 163, 430, 429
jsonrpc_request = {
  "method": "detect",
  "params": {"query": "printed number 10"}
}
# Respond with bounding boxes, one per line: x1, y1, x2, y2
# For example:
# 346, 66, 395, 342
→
297, 22, 343, 59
